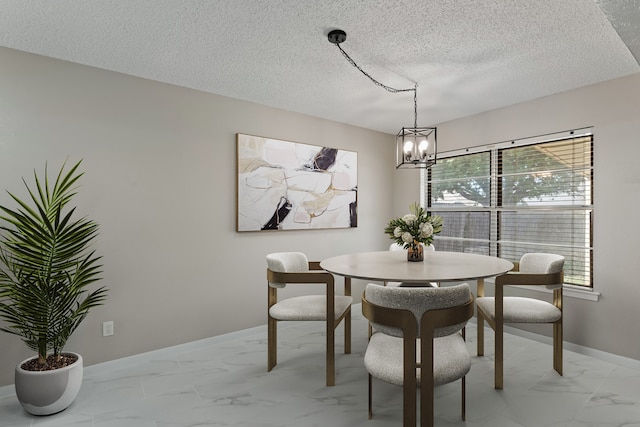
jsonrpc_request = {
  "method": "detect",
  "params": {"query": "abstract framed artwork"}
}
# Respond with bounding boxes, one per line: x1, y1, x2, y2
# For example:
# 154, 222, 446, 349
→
236, 134, 357, 231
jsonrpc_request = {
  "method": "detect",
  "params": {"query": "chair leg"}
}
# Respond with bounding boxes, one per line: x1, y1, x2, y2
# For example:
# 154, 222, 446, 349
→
344, 307, 352, 354
462, 375, 466, 421
327, 319, 335, 386
553, 288, 563, 376
368, 373, 373, 420
344, 277, 352, 354
494, 282, 505, 390
462, 329, 467, 421
477, 312, 485, 356
553, 319, 563, 375
421, 375, 433, 427
495, 320, 504, 389
406, 379, 418, 427
477, 278, 485, 356
267, 316, 277, 371
267, 286, 277, 372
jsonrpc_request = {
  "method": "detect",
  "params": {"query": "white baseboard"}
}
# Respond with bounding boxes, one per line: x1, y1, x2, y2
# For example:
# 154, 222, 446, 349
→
2, 321, 638, 400
468, 318, 640, 371
0, 325, 267, 400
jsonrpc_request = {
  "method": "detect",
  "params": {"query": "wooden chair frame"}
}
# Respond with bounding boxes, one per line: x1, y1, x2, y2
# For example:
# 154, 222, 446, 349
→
477, 261, 564, 389
267, 261, 351, 386
362, 292, 474, 427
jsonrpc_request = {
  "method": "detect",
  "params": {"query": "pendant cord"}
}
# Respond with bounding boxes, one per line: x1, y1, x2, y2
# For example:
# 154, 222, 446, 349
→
334, 43, 418, 127
414, 87, 417, 129
328, 29, 436, 168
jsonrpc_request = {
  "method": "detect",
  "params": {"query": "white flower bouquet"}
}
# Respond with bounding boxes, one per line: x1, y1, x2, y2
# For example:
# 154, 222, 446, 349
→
384, 202, 443, 251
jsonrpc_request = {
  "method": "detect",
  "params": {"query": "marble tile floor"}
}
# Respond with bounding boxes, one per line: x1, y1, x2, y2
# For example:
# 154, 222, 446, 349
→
2, 305, 639, 427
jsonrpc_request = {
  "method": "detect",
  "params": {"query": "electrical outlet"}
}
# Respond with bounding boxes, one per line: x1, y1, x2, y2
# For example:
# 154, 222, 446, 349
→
102, 321, 114, 337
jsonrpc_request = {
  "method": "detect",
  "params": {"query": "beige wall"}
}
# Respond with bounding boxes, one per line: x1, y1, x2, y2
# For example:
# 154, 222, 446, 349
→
0, 47, 396, 387
394, 72, 640, 362
2, 45, 639, 388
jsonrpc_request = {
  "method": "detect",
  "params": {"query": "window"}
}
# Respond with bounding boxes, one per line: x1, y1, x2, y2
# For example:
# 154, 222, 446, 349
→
424, 129, 593, 287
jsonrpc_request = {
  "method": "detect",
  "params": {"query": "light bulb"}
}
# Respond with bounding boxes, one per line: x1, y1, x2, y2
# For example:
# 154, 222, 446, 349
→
403, 140, 414, 153
403, 140, 414, 162
418, 139, 428, 159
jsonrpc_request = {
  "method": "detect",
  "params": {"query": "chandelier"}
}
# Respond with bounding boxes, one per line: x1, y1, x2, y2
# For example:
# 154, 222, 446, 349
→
327, 29, 436, 169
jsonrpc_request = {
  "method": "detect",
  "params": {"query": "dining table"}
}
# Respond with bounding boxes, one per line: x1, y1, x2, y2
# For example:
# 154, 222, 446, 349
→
320, 250, 514, 294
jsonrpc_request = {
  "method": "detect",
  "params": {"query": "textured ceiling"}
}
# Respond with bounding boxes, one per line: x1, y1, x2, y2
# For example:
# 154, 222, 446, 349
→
0, 0, 638, 134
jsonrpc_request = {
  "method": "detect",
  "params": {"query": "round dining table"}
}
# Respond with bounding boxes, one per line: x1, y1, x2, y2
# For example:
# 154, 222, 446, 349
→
320, 250, 514, 285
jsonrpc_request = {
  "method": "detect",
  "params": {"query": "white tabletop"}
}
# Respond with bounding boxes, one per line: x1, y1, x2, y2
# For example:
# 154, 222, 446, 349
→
320, 251, 514, 283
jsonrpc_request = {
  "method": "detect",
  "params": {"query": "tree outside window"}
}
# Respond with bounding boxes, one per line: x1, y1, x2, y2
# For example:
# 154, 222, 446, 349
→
425, 135, 593, 287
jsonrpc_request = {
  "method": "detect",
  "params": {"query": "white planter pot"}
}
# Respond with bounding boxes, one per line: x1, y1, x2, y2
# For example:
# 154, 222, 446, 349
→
15, 352, 83, 416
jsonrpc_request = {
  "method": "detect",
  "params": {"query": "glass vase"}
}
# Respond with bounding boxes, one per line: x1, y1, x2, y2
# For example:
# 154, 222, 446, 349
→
407, 244, 424, 262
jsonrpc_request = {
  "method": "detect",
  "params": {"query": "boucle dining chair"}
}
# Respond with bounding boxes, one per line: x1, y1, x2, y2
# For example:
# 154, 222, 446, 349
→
362, 282, 474, 427
266, 252, 352, 386
476, 253, 565, 389
388, 243, 437, 287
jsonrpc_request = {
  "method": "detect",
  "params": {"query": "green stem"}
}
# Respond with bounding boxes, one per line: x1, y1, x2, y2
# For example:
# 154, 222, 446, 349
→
38, 337, 47, 365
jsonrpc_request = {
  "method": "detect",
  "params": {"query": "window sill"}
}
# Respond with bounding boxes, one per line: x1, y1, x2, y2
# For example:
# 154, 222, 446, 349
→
482, 278, 600, 302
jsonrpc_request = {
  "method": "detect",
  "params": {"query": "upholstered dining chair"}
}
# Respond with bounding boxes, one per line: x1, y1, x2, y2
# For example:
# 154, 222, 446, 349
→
388, 243, 437, 287
476, 253, 565, 389
362, 282, 474, 427
266, 252, 352, 386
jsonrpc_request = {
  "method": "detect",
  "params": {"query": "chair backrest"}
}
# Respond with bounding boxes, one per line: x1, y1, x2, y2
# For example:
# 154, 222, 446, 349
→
266, 252, 309, 288
364, 283, 471, 338
519, 253, 565, 289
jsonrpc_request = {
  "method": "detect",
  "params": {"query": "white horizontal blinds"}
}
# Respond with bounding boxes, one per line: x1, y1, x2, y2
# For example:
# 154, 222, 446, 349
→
498, 136, 593, 286
430, 152, 491, 206
499, 137, 592, 207
428, 152, 492, 255
426, 133, 593, 287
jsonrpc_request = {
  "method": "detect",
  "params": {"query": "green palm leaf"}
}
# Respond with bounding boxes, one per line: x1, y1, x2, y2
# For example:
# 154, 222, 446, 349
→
0, 160, 107, 364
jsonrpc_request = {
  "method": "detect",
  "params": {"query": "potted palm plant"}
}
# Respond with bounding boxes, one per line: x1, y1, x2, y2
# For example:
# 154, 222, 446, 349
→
0, 160, 107, 415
